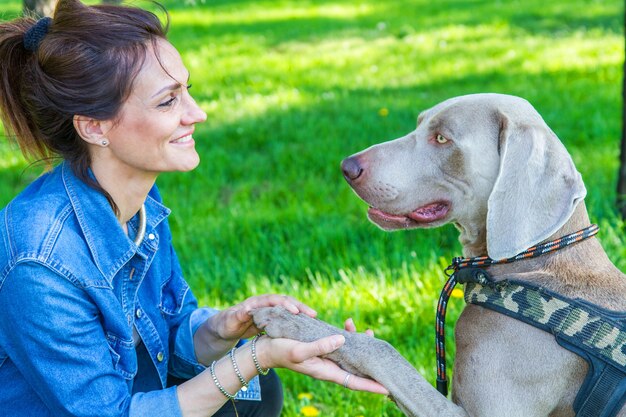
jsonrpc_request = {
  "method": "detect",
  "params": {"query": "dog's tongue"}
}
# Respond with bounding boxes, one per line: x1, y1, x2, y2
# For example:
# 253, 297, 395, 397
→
368, 202, 450, 227
407, 202, 449, 222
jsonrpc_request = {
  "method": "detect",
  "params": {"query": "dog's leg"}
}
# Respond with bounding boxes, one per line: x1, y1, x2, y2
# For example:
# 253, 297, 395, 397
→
253, 306, 468, 417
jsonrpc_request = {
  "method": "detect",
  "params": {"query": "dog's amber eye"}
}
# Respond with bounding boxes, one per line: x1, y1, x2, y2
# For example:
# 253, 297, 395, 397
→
435, 134, 449, 144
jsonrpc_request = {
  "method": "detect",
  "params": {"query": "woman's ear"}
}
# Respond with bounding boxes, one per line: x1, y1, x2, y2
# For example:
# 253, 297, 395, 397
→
73, 115, 111, 147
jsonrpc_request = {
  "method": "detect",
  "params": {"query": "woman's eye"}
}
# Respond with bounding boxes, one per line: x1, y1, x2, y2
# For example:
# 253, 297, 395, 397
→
158, 96, 177, 108
435, 134, 449, 144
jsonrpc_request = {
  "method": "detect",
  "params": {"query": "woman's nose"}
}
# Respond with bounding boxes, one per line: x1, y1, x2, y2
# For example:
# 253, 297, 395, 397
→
183, 94, 207, 125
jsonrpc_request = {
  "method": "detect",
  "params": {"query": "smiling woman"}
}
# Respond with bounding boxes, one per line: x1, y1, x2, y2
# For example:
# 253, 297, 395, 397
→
76, 37, 207, 222
0, 1, 387, 416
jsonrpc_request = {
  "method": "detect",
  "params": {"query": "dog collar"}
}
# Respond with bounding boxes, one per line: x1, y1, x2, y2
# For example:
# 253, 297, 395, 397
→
434, 224, 599, 397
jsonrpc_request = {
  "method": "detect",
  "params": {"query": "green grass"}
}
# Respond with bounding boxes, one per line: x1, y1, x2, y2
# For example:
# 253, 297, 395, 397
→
1, 0, 625, 415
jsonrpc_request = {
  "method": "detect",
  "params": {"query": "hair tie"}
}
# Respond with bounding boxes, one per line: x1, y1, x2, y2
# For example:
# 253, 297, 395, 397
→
23, 17, 52, 52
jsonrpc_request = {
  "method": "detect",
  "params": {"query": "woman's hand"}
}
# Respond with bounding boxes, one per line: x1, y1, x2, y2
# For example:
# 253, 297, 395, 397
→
195, 294, 317, 363
210, 294, 317, 341
343, 317, 374, 337
258, 335, 389, 395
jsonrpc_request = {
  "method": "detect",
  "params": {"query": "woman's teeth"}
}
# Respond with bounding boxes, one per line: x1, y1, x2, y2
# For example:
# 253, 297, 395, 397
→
172, 135, 192, 143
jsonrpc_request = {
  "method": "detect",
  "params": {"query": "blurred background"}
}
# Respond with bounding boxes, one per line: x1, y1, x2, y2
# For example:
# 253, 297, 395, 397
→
1, 1, 625, 415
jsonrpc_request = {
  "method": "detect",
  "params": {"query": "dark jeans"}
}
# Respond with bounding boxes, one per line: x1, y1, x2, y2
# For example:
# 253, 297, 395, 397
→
166, 370, 283, 417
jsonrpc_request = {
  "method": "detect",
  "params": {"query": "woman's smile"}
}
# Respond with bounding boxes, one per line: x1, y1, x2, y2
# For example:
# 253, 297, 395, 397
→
170, 133, 195, 145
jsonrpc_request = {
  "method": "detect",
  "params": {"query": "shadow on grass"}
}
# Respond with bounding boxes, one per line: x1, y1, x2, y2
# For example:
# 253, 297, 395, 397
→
163, 0, 622, 51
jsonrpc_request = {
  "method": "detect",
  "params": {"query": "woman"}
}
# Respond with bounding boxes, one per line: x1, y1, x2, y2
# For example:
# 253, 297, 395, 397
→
0, 1, 387, 416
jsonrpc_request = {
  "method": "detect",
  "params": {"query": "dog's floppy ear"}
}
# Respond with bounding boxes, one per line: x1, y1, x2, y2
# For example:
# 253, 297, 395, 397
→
486, 111, 586, 260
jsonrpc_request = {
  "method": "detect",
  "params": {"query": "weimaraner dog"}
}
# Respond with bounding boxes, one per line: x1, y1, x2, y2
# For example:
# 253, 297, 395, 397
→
252, 94, 626, 416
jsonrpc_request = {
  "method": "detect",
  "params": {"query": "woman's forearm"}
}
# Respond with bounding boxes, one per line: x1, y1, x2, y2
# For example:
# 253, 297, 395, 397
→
192, 315, 240, 366
177, 338, 269, 417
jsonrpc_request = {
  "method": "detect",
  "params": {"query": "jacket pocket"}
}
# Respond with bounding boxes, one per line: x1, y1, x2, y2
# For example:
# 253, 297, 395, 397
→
106, 333, 137, 380
159, 274, 189, 316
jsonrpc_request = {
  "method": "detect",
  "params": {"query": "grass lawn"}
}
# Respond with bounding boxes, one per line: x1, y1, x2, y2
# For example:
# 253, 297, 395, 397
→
1, 0, 625, 415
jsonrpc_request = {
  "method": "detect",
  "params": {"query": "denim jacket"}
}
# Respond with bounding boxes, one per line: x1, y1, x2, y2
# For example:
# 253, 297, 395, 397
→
0, 162, 215, 416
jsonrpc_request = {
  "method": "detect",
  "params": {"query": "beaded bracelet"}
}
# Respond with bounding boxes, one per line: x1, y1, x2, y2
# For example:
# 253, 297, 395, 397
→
210, 360, 237, 400
251, 334, 270, 375
229, 347, 248, 391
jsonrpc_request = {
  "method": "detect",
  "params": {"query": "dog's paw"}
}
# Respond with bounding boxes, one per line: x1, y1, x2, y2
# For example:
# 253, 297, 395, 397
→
252, 306, 341, 342
253, 306, 373, 377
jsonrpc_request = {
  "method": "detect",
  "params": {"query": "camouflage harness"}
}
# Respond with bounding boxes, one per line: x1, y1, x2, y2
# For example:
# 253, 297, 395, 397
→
435, 225, 626, 417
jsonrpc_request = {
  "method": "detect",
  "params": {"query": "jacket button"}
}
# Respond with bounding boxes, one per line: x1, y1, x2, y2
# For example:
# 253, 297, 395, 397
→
135, 309, 142, 318
157, 352, 164, 362
148, 233, 156, 240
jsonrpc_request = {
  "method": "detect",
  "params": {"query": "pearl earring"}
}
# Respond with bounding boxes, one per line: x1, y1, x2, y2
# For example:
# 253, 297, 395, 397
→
101, 140, 108, 146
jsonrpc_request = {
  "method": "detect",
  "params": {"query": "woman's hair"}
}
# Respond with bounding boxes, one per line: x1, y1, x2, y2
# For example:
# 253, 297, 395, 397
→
0, 0, 169, 211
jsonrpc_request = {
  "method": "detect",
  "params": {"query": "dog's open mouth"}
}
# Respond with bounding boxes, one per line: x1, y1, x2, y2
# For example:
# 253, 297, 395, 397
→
367, 201, 450, 230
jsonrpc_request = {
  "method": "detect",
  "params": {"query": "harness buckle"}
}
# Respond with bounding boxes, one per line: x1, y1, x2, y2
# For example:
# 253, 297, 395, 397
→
455, 268, 493, 286
444, 257, 463, 277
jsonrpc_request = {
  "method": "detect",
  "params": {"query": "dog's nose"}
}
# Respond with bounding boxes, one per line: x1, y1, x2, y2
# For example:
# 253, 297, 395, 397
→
341, 156, 364, 182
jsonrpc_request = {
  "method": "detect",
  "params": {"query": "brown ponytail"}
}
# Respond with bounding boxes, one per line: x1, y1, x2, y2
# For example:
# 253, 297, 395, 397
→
0, 0, 169, 210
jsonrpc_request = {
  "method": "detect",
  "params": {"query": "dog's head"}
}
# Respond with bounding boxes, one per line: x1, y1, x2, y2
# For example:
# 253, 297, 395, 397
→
342, 93, 586, 259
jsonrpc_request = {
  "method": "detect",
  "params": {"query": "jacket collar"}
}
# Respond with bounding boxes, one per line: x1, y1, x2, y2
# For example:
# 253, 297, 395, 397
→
61, 162, 171, 283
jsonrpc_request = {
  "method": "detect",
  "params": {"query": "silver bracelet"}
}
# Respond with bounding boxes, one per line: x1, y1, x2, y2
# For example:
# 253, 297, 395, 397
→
251, 334, 270, 375
229, 347, 248, 391
210, 360, 237, 400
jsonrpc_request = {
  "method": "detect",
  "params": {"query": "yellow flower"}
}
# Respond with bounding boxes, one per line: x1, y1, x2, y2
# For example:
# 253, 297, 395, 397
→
451, 288, 464, 298
300, 405, 320, 416
378, 107, 389, 117
297, 392, 313, 401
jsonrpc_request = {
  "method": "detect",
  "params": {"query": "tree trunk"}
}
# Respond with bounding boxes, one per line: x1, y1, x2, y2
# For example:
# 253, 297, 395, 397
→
23, 0, 57, 17
23, 0, 119, 17
619, 1, 626, 218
